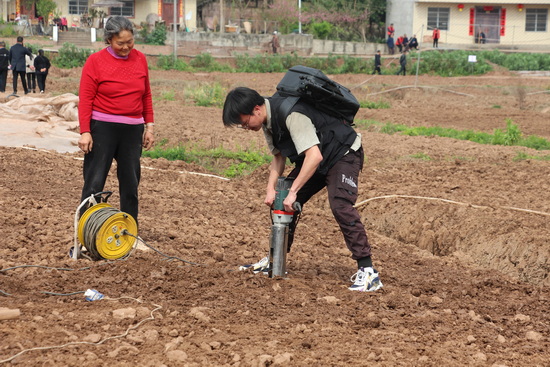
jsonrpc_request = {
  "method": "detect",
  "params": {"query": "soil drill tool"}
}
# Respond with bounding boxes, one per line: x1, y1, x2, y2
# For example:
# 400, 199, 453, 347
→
269, 177, 301, 278
72, 191, 138, 261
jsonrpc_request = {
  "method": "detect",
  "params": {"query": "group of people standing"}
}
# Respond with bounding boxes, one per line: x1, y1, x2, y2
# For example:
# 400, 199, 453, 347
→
386, 24, 419, 55
379, 23, 444, 76
373, 24, 418, 76
0, 36, 51, 95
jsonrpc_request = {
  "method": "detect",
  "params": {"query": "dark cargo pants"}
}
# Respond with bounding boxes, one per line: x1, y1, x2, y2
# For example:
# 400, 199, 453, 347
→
287, 147, 372, 260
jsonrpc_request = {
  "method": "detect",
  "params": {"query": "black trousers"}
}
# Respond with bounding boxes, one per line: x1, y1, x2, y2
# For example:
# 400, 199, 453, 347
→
81, 120, 144, 223
286, 147, 372, 260
12, 70, 28, 94
26, 73, 36, 91
36, 73, 48, 92
0, 68, 7, 92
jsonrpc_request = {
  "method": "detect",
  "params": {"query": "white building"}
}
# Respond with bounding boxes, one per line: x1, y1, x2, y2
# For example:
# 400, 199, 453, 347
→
387, 0, 550, 47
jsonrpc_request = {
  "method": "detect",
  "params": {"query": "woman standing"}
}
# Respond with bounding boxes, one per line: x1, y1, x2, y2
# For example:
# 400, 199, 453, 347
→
78, 16, 155, 224
25, 48, 36, 93
34, 49, 51, 93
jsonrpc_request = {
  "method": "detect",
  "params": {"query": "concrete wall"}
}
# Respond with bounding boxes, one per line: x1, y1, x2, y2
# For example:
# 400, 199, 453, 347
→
172, 32, 386, 56
170, 30, 550, 56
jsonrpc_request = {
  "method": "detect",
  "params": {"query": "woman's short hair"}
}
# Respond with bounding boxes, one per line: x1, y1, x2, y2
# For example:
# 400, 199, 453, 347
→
104, 16, 134, 44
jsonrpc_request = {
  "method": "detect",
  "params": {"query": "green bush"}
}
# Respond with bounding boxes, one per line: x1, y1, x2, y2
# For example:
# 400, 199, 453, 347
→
308, 21, 333, 40
414, 50, 492, 76
153, 50, 550, 76
188, 82, 226, 107
478, 50, 550, 71
139, 23, 167, 45
142, 145, 271, 178
190, 53, 232, 72
357, 119, 550, 151
157, 54, 192, 71
360, 100, 391, 109
338, 55, 370, 74
52, 43, 93, 68
0, 25, 17, 37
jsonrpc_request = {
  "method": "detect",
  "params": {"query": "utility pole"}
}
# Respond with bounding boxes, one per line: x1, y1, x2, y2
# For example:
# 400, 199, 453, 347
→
173, 0, 177, 62
220, 0, 224, 33
415, 25, 423, 88
298, 0, 302, 34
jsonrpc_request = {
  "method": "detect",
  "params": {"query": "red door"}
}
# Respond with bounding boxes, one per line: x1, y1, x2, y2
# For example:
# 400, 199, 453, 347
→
162, 0, 177, 24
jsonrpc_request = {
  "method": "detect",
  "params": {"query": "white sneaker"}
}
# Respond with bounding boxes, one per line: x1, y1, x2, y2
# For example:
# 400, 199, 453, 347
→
349, 267, 383, 292
239, 256, 270, 274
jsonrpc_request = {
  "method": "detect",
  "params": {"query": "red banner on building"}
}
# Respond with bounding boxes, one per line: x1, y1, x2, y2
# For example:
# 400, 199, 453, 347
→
469, 8, 475, 36
500, 8, 506, 36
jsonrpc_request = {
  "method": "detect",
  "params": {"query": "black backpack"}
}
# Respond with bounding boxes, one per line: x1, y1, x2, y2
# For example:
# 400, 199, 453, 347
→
274, 65, 360, 124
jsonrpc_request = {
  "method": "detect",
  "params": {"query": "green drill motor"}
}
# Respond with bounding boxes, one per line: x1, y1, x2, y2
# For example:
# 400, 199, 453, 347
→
269, 177, 301, 278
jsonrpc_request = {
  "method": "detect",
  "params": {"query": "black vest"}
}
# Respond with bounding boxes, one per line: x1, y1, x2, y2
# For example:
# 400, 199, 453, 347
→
269, 96, 358, 175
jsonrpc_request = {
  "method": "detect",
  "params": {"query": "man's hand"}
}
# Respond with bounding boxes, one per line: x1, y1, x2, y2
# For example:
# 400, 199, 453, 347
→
78, 132, 93, 154
282, 190, 297, 212
264, 186, 277, 207
265, 153, 285, 207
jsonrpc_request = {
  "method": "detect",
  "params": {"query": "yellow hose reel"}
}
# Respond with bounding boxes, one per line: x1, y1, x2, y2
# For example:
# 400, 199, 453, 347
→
73, 192, 138, 261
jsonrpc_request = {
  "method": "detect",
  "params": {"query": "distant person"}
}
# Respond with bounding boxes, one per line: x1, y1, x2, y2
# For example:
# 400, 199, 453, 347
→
78, 16, 155, 224
61, 17, 68, 31
0, 41, 9, 93
403, 34, 409, 51
479, 31, 486, 44
396, 34, 404, 52
8, 36, 32, 95
387, 32, 395, 55
34, 49, 51, 93
432, 27, 440, 48
25, 48, 36, 93
269, 31, 280, 54
372, 50, 381, 75
387, 23, 395, 37
408, 34, 419, 50
396, 50, 407, 76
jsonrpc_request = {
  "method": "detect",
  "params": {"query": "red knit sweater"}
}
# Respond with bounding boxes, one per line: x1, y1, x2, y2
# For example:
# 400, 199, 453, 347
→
78, 48, 154, 133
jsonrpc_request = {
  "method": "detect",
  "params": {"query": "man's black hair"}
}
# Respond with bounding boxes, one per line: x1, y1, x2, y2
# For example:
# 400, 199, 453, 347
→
222, 87, 265, 127
17, 36, 23, 43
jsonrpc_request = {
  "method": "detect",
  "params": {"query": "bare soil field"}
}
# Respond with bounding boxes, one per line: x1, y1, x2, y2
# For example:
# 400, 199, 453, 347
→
1, 48, 549, 366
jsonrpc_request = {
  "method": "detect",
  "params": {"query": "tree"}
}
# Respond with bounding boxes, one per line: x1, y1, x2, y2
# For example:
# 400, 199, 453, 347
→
265, 0, 300, 34
365, 0, 387, 40
35, 0, 57, 19
303, 0, 372, 42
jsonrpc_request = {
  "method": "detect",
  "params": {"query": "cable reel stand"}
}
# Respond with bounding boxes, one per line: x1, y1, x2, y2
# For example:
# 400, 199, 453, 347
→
72, 191, 138, 261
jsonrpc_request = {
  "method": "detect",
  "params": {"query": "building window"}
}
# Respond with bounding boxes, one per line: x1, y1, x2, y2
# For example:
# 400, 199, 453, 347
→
110, 1, 135, 17
69, 0, 88, 15
525, 9, 547, 32
427, 7, 450, 30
